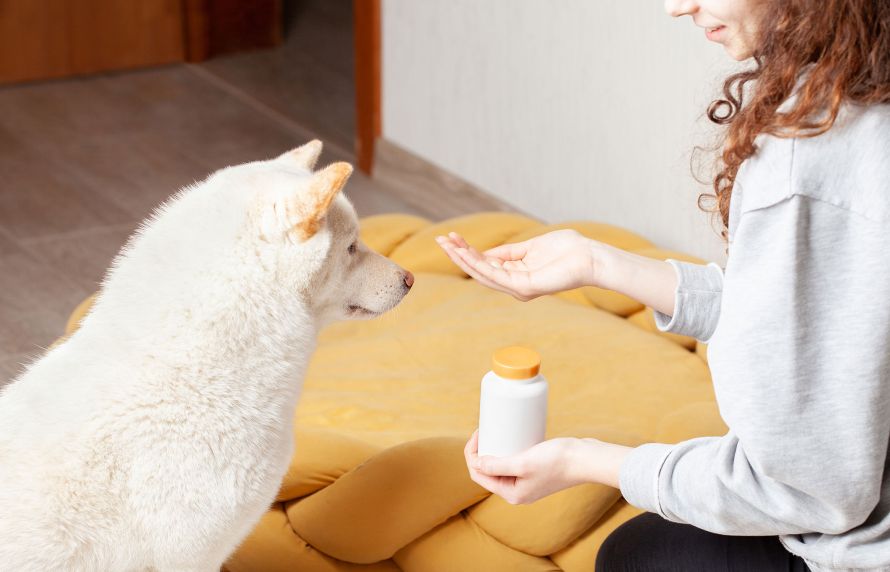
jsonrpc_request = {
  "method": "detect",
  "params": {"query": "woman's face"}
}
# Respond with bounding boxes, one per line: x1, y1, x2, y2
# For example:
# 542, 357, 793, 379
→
664, 0, 764, 60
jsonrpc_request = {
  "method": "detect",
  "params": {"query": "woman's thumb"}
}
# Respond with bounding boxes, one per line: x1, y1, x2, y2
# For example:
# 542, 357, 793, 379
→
476, 454, 525, 477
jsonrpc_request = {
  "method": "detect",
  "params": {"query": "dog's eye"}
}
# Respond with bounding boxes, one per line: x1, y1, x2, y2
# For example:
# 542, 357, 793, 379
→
348, 241, 357, 255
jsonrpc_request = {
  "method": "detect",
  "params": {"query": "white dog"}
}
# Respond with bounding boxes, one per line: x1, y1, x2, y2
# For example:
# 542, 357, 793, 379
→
0, 141, 414, 572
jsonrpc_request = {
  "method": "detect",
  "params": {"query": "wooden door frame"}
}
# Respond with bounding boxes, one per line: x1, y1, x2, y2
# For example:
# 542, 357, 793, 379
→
183, 0, 282, 62
354, 0, 381, 174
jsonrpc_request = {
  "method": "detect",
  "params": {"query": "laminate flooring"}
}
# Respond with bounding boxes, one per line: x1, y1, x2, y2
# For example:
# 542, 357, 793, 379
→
0, 0, 442, 387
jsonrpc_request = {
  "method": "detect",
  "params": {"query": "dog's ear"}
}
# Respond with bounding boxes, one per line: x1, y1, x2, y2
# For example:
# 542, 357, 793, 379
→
279, 139, 323, 170
290, 162, 353, 240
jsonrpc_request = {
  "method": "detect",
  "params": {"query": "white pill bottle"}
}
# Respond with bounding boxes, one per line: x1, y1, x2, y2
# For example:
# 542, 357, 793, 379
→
478, 346, 548, 457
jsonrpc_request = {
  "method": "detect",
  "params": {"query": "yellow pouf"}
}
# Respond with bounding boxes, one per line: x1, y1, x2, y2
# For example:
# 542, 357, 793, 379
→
65, 212, 728, 571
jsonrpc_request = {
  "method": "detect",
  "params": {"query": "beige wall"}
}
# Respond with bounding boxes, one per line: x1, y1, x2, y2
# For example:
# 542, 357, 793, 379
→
381, 0, 737, 263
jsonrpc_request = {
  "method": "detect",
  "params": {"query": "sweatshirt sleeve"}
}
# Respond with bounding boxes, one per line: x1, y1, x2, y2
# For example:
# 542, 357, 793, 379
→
620, 194, 890, 536
652, 260, 724, 343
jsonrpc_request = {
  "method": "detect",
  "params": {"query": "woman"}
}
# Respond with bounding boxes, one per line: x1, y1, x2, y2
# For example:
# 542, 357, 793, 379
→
436, 1, 890, 571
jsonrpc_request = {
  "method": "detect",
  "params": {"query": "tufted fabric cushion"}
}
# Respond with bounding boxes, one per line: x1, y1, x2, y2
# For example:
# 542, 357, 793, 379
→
64, 212, 727, 571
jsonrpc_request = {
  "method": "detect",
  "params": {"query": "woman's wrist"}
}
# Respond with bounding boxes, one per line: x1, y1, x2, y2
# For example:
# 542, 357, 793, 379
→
585, 239, 620, 290
585, 239, 642, 297
564, 437, 633, 489
584, 238, 678, 316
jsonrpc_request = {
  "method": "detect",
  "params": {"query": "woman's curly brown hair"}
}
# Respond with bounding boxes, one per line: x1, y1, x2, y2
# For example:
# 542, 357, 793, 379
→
704, 0, 890, 238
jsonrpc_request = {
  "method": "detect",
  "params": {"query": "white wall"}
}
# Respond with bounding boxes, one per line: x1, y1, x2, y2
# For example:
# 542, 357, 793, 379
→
381, 0, 736, 263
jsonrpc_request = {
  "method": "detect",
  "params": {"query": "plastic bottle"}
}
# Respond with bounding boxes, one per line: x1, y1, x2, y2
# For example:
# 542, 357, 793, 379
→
477, 346, 548, 457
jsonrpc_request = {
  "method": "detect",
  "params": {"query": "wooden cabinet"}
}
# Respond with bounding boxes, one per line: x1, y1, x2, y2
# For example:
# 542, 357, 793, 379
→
0, 0, 282, 85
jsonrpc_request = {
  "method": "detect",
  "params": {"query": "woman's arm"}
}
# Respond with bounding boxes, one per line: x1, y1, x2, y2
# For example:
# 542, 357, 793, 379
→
624, 195, 890, 536
437, 231, 680, 311
471, 195, 890, 534
438, 231, 723, 341
464, 430, 632, 505
590, 242, 679, 317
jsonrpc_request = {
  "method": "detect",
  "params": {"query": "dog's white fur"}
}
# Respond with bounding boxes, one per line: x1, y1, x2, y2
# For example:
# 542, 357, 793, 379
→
0, 142, 412, 572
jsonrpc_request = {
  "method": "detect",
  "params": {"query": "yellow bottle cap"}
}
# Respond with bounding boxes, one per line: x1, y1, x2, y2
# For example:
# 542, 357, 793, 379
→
492, 346, 541, 380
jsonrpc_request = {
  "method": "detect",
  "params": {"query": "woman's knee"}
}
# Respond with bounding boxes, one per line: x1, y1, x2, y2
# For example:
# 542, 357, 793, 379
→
595, 513, 664, 572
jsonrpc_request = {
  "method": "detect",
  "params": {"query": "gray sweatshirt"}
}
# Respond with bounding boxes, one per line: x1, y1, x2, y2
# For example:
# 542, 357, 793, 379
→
619, 102, 890, 572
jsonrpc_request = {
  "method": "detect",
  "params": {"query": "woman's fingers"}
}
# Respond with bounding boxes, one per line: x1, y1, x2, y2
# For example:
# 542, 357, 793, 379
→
438, 241, 471, 270
448, 232, 470, 250
474, 453, 528, 477
472, 472, 518, 496
441, 235, 503, 267
454, 249, 512, 290
438, 239, 482, 275
454, 247, 503, 278
443, 233, 522, 267
464, 430, 479, 461
443, 245, 509, 292
484, 241, 529, 261
502, 260, 525, 271
436, 235, 534, 298
465, 430, 520, 495
438, 234, 514, 270
465, 430, 525, 481
454, 248, 529, 295
466, 245, 499, 267
437, 239, 512, 292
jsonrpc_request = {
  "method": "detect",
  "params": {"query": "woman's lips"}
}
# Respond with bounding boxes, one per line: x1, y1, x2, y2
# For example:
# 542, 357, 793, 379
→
706, 25, 727, 41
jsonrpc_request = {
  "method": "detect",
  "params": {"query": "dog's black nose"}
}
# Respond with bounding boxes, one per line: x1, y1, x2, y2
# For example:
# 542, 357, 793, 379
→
404, 271, 415, 289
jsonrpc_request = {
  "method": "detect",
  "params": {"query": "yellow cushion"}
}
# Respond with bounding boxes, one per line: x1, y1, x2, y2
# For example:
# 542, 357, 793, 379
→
64, 212, 722, 571
550, 500, 646, 571
359, 214, 431, 256
626, 307, 697, 351
286, 437, 488, 564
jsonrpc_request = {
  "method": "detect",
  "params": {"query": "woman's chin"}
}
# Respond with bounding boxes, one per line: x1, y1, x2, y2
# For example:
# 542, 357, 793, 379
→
725, 43, 755, 62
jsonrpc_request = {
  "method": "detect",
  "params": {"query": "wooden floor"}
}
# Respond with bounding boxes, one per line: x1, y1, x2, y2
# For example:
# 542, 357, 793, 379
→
0, 0, 437, 386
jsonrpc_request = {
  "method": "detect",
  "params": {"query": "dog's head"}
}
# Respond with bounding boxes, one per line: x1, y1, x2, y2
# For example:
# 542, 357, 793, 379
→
245, 140, 414, 325
118, 140, 413, 332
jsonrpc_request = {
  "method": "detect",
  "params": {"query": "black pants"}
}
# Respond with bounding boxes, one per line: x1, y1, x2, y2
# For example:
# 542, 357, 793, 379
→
595, 513, 811, 572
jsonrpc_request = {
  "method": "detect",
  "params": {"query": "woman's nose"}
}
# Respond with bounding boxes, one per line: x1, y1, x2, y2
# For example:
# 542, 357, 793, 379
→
664, 0, 699, 17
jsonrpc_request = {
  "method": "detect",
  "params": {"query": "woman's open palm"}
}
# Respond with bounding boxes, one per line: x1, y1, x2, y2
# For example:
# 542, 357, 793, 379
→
435, 229, 596, 300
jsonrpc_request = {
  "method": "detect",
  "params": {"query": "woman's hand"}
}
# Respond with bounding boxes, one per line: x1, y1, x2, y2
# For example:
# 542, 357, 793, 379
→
435, 230, 602, 301
464, 430, 632, 505
435, 229, 680, 316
